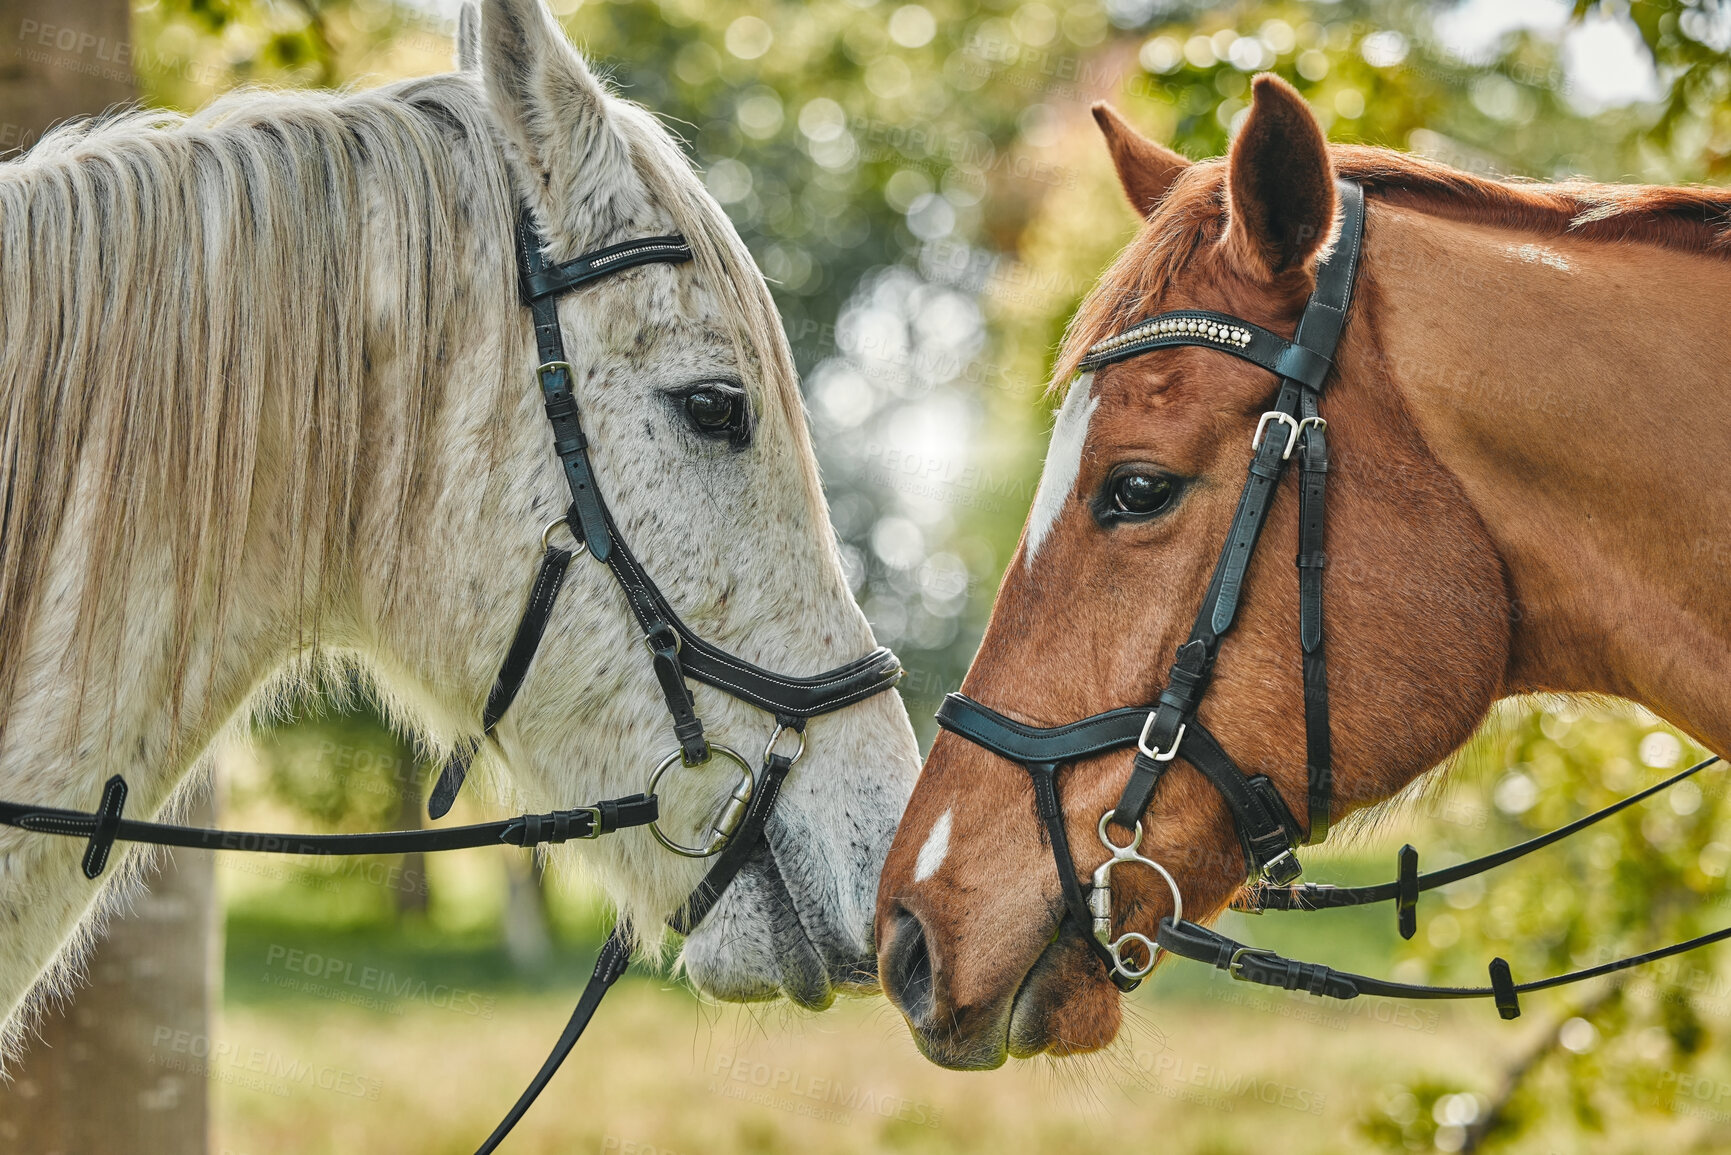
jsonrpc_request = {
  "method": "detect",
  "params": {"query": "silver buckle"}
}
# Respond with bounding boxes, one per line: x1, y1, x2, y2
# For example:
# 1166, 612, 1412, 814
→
1137, 713, 1184, 762
1252, 411, 1300, 460
573, 805, 604, 840
1259, 848, 1299, 884
1228, 946, 1278, 980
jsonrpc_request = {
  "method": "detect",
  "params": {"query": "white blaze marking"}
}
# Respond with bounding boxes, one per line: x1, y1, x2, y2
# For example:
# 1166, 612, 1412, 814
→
913, 809, 953, 882
1024, 376, 1099, 570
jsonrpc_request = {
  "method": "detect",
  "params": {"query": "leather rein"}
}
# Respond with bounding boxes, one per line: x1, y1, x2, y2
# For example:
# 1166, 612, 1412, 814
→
0, 209, 903, 1152
936, 179, 1731, 1018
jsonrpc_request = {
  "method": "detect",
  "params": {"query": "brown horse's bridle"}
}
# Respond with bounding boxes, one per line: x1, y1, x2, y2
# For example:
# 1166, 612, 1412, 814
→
937, 179, 1731, 1019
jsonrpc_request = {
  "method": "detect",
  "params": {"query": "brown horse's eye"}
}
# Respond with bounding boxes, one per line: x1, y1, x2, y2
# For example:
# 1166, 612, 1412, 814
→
1110, 471, 1176, 517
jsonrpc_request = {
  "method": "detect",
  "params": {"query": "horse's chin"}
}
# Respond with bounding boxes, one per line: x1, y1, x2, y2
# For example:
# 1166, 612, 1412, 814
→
677, 848, 873, 1011
1006, 935, 1123, 1059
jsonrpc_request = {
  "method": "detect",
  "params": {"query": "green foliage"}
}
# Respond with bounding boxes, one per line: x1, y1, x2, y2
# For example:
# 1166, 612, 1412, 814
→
1372, 707, 1731, 1150
1607, 0, 1731, 177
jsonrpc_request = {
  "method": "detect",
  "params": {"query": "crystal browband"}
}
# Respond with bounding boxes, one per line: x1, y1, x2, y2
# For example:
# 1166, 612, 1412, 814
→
1089, 313, 1253, 360
1077, 307, 1335, 390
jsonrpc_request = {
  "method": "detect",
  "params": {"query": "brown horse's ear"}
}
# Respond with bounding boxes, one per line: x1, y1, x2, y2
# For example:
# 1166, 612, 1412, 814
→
1224, 74, 1336, 276
1091, 103, 1190, 217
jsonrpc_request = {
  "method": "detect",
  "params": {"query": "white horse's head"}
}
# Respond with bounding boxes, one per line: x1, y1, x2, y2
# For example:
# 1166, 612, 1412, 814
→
381, 0, 923, 1006
0, 0, 918, 1040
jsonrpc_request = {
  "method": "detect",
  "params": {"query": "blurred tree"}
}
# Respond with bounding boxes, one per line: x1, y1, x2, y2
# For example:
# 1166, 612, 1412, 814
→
245, 691, 438, 925
0, 7, 214, 1148
0, 0, 134, 153
0, 789, 217, 1155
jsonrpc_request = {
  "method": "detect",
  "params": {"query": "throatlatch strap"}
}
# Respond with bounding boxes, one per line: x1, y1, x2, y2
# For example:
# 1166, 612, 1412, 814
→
431, 545, 575, 818
1174, 722, 1302, 884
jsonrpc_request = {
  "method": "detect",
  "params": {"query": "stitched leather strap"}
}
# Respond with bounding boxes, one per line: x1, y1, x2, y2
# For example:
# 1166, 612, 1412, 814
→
667, 751, 797, 936
1156, 914, 1731, 1014
1, 783, 658, 858
935, 695, 1150, 764
430, 545, 576, 818
1172, 721, 1303, 884
517, 213, 621, 561
520, 236, 692, 303
471, 926, 634, 1155
1296, 400, 1332, 842
1027, 762, 1141, 991
1079, 311, 1332, 387
1240, 755, 1724, 915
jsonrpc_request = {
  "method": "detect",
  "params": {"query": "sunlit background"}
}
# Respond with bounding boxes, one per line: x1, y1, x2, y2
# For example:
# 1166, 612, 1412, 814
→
6, 0, 1731, 1151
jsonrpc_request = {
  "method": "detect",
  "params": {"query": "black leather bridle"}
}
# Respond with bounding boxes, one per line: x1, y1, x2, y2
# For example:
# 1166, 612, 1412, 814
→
936, 179, 1731, 1017
0, 208, 902, 1152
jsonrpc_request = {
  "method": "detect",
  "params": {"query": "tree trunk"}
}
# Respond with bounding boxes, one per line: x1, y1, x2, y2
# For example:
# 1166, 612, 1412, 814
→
0, 12, 214, 1152
0, 0, 136, 155
0, 791, 217, 1154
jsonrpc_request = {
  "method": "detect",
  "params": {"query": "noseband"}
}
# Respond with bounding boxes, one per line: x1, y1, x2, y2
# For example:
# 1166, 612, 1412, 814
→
937, 180, 1731, 1016
0, 208, 902, 1151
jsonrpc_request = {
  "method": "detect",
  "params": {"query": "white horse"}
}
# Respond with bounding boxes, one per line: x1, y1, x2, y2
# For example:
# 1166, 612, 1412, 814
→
0, 0, 919, 1058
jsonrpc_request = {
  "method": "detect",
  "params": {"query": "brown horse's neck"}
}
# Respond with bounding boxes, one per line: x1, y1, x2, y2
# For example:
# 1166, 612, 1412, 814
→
1364, 199, 1731, 752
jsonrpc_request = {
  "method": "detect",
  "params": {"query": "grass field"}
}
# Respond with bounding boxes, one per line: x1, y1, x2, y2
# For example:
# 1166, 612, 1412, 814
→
214, 975, 1464, 1155
207, 915, 1731, 1155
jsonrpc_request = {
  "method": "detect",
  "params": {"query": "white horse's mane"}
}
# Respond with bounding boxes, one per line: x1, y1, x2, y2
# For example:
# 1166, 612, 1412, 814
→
0, 72, 809, 748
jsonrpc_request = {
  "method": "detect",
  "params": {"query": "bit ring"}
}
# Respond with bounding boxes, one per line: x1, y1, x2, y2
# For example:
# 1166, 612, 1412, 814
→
647, 743, 754, 858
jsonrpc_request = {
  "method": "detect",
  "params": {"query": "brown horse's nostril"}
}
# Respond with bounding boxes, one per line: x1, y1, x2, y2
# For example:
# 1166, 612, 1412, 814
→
882, 905, 935, 1025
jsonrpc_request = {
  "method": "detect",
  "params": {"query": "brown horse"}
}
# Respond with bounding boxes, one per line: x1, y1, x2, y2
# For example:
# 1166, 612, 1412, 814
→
874, 72, 1731, 1070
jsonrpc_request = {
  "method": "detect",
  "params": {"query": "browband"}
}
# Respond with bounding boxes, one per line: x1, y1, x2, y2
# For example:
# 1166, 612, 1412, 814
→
520, 234, 693, 303
1080, 310, 1334, 389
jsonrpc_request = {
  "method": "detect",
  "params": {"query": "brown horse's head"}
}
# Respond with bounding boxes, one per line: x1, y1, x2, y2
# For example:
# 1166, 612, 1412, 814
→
875, 75, 1514, 1069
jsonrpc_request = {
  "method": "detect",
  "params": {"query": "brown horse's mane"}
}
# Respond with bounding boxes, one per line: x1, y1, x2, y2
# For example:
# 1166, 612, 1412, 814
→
1055, 144, 1731, 390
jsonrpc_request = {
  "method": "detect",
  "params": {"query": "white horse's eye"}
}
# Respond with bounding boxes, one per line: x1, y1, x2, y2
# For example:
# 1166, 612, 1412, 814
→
677, 382, 750, 446
685, 388, 736, 431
